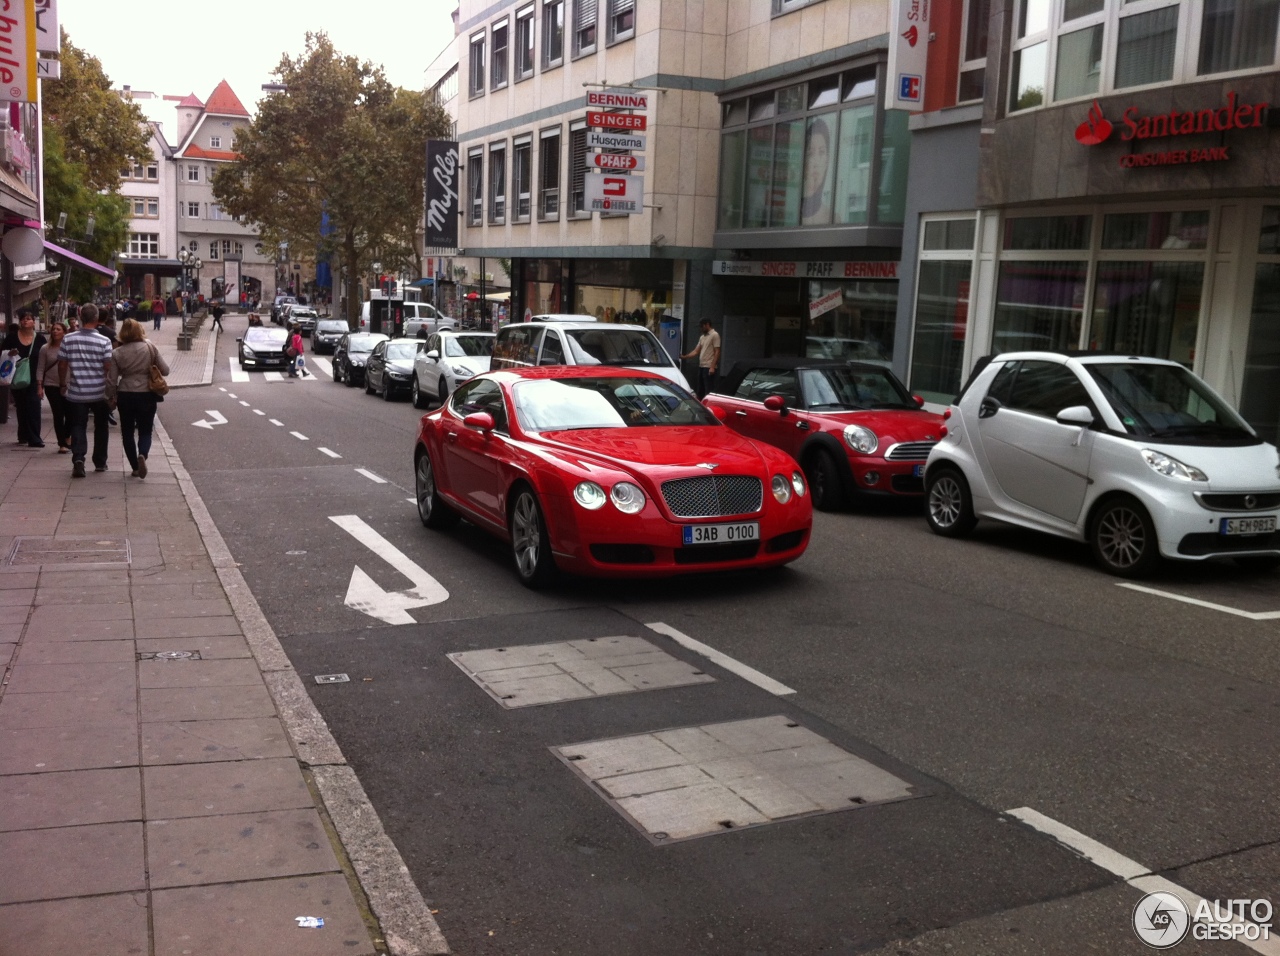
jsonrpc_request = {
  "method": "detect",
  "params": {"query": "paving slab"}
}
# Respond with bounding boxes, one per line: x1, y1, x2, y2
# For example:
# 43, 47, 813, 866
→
0, 571, 38, 589
0, 892, 150, 956
0, 821, 145, 903
152, 874, 376, 956
0, 688, 138, 730
28, 602, 133, 623
147, 808, 341, 888
0, 642, 13, 666
144, 757, 312, 818
16, 640, 136, 664
141, 684, 276, 722
135, 616, 242, 640
134, 599, 234, 619
0, 724, 140, 775
0, 767, 142, 831
136, 635, 251, 659
0, 587, 35, 606
141, 717, 294, 765
5, 661, 137, 695
138, 658, 265, 689
32, 585, 131, 606
20, 616, 135, 641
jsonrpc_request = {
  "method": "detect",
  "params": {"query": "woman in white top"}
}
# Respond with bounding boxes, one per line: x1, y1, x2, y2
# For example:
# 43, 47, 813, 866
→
35, 322, 71, 452
106, 319, 170, 478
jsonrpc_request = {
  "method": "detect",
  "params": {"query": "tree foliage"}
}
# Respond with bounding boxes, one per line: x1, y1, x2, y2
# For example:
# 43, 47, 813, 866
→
214, 33, 452, 323
42, 30, 150, 192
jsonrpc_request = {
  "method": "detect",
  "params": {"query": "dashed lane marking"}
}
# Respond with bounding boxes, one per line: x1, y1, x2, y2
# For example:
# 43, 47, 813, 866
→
356, 468, 387, 484
269, 419, 284, 427
1117, 582, 1280, 621
645, 622, 796, 696
218, 387, 227, 392
227, 393, 237, 399
290, 431, 309, 441
319, 447, 342, 459
238, 401, 250, 407
228, 358, 249, 383
253, 410, 265, 416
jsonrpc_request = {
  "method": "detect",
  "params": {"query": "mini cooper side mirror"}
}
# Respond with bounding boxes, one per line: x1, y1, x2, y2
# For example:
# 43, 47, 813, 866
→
763, 395, 788, 413
1056, 405, 1095, 427
913, 395, 926, 407
464, 411, 495, 432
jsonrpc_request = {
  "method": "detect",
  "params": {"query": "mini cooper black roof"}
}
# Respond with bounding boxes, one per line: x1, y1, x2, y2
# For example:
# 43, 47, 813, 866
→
717, 358, 899, 396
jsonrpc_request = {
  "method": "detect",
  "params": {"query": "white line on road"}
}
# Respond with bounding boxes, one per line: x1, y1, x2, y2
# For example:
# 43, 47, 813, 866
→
218, 387, 227, 392
269, 419, 284, 427
228, 358, 248, 383
264, 371, 284, 382
318, 447, 342, 458
290, 431, 309, 441
238, 400, 250, 407
356, 468, 387, 484
1117, 583, 1280, 621
227, 393, 237, 399
645, 621, 796, 696
253, 409, 265, 416
311, 356, 334, 378
1007, 807, 1280, 954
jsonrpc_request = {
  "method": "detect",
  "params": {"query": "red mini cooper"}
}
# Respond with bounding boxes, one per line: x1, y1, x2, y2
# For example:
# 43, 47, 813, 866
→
704, 359, 946, 511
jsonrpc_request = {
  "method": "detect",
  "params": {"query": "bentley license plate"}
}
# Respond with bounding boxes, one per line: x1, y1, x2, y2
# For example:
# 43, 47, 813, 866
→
682, 522, 759, 546
1220, 515, 1277, 535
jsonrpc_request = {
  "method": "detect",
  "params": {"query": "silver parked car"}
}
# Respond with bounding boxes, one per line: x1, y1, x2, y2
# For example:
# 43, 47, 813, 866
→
412, 331, 494, 408
924, 351, 1280, 576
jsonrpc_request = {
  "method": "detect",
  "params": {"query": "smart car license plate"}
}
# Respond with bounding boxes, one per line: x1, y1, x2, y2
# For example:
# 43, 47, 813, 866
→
912, 464, 925, 477
1220, 515, 1277, 535
682, 522, 759, 546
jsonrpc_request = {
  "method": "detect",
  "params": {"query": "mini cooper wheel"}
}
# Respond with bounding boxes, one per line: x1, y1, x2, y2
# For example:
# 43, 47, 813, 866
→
509, 488, 556, 588
925, 466, 977, 537
412, 377, 428, 409
1090, 496, 1159, 577
806, 450, 846, 512
415, 449, 459, 529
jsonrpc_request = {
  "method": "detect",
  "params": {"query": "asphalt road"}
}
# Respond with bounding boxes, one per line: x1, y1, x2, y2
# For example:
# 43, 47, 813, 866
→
157, 312, 1280, 955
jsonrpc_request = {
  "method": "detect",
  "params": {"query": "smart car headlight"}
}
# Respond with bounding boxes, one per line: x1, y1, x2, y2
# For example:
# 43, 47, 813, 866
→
791, 471, 806, 496
610, 481, 646, 514
771, 474, 792, 504
1141, 448, 1208, 482
843, 424, 879, 455
573, 481, 607, 510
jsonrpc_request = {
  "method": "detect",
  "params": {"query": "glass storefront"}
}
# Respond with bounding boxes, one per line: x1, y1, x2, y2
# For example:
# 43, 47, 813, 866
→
572, 259, 674, 334
1241, 206, 1280, 445
805, 280, 896, 363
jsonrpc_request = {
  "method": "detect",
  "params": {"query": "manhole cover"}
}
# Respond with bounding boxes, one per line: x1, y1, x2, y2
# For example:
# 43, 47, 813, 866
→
315, 674, 350, 684
554, 716, 917, 844
138, 650, 203, 661
448, 636, 713, 708
5, 536, 131, 569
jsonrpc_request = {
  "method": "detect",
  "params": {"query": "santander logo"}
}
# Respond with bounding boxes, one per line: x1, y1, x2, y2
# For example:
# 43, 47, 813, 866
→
1075, 101, 1113, 145
902, 25, 919, 46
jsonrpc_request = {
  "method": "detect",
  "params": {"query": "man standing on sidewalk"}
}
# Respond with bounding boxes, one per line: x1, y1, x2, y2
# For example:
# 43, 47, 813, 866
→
58, 304, 114, 477
681, 318, 721, 399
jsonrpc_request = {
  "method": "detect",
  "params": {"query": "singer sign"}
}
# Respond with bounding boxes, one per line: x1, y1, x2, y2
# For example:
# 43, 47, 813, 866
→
424, 140, 460, 248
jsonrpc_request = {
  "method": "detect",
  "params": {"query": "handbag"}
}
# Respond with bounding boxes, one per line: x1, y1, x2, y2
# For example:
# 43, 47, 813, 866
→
10, 357, 30, 390
147, 343, 169, 397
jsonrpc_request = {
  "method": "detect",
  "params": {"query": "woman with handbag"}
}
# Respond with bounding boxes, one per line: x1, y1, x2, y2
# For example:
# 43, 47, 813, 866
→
35, 322, 72, 452
106, 319, 170, 478
2, 310, 47, 446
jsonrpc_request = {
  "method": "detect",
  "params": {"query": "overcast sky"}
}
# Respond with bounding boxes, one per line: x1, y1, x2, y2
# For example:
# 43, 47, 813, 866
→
59, 0, 457, 127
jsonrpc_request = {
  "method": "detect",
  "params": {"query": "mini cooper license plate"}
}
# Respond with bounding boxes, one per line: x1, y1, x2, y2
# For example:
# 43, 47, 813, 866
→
682, 522, 759, 546
1220, 515, 1278, 535
912, 464, 925, 477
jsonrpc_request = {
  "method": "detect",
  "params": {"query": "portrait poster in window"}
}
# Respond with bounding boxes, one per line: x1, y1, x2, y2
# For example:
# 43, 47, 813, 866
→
802, 116, 836, 225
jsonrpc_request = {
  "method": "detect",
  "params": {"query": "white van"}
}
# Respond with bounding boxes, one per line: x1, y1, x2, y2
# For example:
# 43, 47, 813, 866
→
358, 301, 455, 337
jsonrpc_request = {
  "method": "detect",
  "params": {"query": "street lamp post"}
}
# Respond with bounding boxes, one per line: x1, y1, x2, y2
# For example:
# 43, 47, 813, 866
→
54, 213, 94, 322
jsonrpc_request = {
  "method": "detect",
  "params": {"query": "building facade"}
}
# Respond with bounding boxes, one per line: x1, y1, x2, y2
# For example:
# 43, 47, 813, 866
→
115, 91, 178, 299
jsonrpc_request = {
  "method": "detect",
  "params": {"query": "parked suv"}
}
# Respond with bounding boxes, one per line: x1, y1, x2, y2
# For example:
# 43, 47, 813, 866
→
924, 351, 1280, 576
490, 318, 691, 392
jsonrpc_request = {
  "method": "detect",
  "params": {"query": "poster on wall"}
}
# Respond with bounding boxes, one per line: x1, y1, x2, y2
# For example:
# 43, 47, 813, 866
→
223, 258, 241, 303
802, 115, 837, 225
425, 140, 460, 249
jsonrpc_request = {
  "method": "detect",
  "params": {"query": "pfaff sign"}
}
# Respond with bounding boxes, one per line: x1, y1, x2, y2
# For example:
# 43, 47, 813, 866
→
0, 0, 38, 104
590, 152, 645, 171
587, 110, 647, 131
585, 174, 643, 213
586, 90, 650, 111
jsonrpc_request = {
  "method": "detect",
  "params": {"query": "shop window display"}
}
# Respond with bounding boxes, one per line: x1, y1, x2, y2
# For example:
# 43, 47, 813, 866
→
804, 280, 897, 365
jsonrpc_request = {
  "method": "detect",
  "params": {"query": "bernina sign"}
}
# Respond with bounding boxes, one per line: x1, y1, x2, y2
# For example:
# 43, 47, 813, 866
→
1075, 93, 1269, 169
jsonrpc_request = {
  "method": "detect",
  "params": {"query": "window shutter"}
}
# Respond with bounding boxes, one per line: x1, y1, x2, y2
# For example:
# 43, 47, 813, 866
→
576, 0, 597, 30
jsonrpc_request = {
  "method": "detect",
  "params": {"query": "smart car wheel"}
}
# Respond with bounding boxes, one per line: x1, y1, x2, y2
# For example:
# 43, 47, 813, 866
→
806, 450, 846, 512
509, 488, 556, 588
1090, 496, 1159, 577
415, 448, 459, 530
412, 377, 428, 409
925, 466, 977, 537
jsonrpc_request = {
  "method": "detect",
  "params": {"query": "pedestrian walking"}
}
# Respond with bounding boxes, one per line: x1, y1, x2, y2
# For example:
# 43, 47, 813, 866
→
58, 304, 114, 477
681, 318, 721, 399
210, 302, 224, 332
3, 310, 47, 446
36, 322, 72, 452
151, 297, 164, 331
287, 324, 308, 377
106, 319, 169, 479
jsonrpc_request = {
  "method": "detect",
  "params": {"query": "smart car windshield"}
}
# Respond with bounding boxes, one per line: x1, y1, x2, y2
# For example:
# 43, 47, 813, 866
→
563, 328, 675, 367
798, 366, 915, 410
514, 377, 717, 431
446, 335, 494, 358
1086, 363, 1258, 444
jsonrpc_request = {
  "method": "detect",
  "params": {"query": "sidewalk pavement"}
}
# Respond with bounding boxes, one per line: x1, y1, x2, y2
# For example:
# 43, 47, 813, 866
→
0, 343, 448, 953
145, 312, 219, 388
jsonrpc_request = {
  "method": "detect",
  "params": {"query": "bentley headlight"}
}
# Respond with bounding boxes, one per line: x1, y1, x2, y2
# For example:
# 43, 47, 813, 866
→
791, 471, 806, 496
573, 481, 606, 510
843, 424, 878, 455
1141, 449, 1208, 481
771, 474, 792, 504
611, 481, 646, 514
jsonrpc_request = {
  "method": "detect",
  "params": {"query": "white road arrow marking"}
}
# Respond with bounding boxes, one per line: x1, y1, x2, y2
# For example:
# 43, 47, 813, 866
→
192, 410, 229, 430
329, 515, 449, 624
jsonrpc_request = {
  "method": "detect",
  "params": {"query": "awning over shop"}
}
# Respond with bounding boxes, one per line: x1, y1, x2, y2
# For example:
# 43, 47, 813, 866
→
44, 240, 117, 280
409, 277, 434, 288
484, 291, 511, 301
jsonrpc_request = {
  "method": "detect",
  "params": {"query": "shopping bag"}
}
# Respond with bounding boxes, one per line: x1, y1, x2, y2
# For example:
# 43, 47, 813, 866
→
0, 355, 16, 386
10, 357, 29, 390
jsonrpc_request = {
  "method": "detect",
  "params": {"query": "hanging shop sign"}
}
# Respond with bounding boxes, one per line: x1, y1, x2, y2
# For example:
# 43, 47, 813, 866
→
587, 111, 647, 131
589, 152, 645, 171
424, 140, 460, 248
34, 0, 55, 54
714, 259, 900, 279
586, 90, 650, 111
0, 1, 39, 103
886, 0, 930, 110
585, 173, 644, 213
1075, 93, 1269, 169
587, 130, 646, 150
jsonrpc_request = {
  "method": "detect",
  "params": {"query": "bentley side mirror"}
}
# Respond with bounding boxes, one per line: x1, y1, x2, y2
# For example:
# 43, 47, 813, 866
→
464, 411, 495, 433
1056, 405, 1095, 427
763, 395, 788, 414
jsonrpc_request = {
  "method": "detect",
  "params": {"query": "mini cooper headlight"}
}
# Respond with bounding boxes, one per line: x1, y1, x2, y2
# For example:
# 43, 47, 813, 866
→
573, 481, 607, 510
1141, 448, 1208, 482
843, 424, 878, 455
771, 474, 792, 504
791, 471, 806, 496
610, 481, 646, 514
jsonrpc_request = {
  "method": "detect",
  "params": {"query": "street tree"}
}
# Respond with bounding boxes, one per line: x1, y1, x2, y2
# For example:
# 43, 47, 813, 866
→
213, 33, 452, 324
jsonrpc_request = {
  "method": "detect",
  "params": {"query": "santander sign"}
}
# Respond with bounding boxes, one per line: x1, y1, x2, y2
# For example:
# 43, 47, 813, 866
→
1075, 92, 1269, 146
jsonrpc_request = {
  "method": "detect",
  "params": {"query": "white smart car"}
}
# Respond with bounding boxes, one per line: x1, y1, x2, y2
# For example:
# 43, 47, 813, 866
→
924, 351, 1280, 576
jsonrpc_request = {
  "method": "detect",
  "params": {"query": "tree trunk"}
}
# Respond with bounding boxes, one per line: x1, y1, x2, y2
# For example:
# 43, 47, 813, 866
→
344, 230, 359, 326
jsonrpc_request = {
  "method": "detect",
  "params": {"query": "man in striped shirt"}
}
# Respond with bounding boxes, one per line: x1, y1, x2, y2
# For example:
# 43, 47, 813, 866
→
58, 304, 114, 478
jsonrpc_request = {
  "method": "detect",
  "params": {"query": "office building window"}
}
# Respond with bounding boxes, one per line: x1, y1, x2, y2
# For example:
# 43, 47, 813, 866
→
131, 198, 146, 217
233, 241, 243, 256
489, 144, 507, 223
573, 0, 598, 56
126, 233, 159, 258
539, 128, 561, 220
147, 199, 159, 217
469, 31, 486, 96
513, 137, 532, 221
187, 201, 200, 218
492, 18, 509, 89
607, 0, 635, 42
568, 122, 588, 215
1200, 0, 1280, 74
959, 0, 991, 101
146, 162, 158, 179
467, 148, 484, 225
516, 5, 536, 80
543, 0, 565, 68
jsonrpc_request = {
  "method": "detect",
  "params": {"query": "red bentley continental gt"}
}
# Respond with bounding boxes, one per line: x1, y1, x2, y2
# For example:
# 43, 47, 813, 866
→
413, 367, 813, 586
